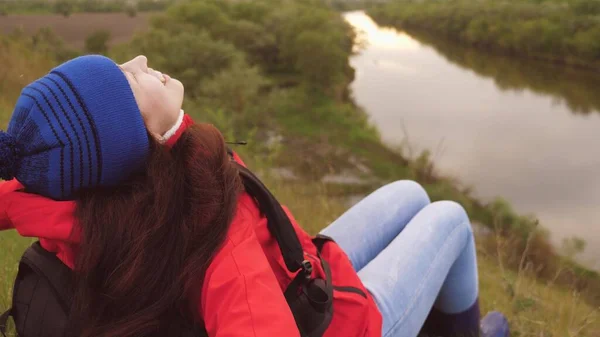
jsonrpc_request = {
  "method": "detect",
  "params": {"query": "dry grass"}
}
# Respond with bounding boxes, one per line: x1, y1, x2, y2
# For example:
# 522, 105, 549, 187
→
0, 12, 153, 48
1, 180, 599, 336
0, 12, 598, 335
478, 249, 600, 337
271, 174, 600, 336
0, 35, 57, 124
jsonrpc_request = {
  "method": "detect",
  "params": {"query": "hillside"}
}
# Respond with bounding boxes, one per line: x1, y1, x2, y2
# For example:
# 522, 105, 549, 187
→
0, 0, 598, 335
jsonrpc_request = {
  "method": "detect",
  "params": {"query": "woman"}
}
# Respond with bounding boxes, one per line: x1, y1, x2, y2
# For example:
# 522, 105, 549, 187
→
0, 55, 509, 337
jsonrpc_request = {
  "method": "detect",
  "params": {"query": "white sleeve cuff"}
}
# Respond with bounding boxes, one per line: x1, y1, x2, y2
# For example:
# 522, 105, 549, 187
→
158, 109, 185, 144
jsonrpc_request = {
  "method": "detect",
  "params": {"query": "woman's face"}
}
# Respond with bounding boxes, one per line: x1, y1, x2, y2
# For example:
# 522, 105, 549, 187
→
120, 55, 184, 138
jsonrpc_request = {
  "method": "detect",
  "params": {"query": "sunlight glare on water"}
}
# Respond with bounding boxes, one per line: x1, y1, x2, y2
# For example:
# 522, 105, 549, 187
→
343, 11, 600, 270
344, 12, 421, 52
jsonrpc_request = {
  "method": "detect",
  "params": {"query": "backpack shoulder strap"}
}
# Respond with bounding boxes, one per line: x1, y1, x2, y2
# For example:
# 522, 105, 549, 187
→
21, 242, 74, 311
235, 163, 310, 275
231, 157, 333, 337
0, 242, 74, 337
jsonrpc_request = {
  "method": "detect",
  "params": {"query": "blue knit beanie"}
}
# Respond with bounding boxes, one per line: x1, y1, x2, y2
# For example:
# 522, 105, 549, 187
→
0, 55, 150, 200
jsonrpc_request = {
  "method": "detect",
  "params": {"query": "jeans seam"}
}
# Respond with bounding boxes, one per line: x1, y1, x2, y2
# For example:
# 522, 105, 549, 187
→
383, 221, 469, 337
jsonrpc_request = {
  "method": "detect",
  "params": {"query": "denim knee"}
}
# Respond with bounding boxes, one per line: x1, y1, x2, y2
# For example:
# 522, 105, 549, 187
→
425, 200, 474, 239
382, 180, 430, 208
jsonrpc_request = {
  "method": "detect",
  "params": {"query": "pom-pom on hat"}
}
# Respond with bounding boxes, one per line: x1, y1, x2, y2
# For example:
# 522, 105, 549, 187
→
0, 55, 150, 200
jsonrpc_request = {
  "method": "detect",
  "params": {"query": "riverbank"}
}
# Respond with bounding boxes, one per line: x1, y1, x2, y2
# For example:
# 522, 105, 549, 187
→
0, 0, 599, 333
368, 0, 600, 72
390, 26, 600, 115
2, 196, 598, 335
346, 10, 600, 269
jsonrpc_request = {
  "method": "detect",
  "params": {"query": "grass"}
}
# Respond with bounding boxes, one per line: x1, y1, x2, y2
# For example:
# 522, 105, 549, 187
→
268, 175, 599, 337
0, 232, 34, 310
1, 183, 599, 336
0, 3, 599, 333
477, 250, 600, 336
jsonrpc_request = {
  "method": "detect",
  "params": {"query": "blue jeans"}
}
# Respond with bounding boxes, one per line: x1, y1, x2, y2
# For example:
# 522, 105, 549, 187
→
321, 181, 479, 337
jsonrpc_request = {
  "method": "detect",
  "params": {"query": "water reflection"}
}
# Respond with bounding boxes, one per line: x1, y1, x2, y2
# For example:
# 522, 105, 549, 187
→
347, 11, 600, 115
344, 11, 600, 269
409, 31, 600, 115
345, 12, 421, 52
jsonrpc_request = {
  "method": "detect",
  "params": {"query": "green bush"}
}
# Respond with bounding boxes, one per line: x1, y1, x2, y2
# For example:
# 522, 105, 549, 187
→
571, 0, 600, 15
126, 30, 243, 95
3, 0, 599, 323
369, 0, 600, 69
79, 0, 125, 13
369, 0, 600, 308
85, 30, 111, 54
137, 0, 173, 12
55, 0, 74, 17
0, 0, 51, 14
125, 4, 137, 17
0, 0, 159, 15
108, 1, 600, 300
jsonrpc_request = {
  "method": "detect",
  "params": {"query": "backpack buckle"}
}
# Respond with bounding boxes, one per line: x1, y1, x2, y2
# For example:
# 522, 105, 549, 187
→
301, 260, 313, 281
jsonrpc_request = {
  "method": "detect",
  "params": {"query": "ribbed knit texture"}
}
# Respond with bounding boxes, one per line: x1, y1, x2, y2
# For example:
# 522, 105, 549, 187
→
0, 131, 20, 181
3, 55, 149, 200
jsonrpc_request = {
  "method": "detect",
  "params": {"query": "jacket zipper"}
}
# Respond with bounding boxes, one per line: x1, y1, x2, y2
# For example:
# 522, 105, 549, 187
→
333, 285, 367, 299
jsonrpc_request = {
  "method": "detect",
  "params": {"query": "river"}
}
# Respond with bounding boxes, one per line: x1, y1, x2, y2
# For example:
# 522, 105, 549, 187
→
344, 11, 600, 269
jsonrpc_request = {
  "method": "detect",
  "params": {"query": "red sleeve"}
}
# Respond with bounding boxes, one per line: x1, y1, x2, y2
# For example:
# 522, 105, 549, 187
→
0, 184, 76, 241
201, 224, 299, 337
0, 179, 23, 194
0, 180, 22, 231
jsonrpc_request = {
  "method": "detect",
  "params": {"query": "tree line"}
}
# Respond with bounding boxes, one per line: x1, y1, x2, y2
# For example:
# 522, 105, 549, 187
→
369, 0, 600, 71
0, 0, 176, 17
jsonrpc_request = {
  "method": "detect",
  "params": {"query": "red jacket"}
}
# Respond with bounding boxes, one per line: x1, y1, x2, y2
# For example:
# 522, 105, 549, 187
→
0, 117, 382, 337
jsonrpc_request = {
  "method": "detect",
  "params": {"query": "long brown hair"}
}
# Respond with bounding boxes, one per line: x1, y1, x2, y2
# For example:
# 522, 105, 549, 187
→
68, 124, 242, 337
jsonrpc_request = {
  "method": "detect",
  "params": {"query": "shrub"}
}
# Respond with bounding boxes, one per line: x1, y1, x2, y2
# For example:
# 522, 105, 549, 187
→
571, 0, 600, 15
54, 0, 74, 17
80, 0, 126, 13
137, 0, 172, 12
125, 5, 137, 17
85, 30, 111, 54
368, 0, 600, 68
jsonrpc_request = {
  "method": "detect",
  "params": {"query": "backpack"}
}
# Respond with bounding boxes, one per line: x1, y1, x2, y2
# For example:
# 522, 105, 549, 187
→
0, 162, 334, 337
